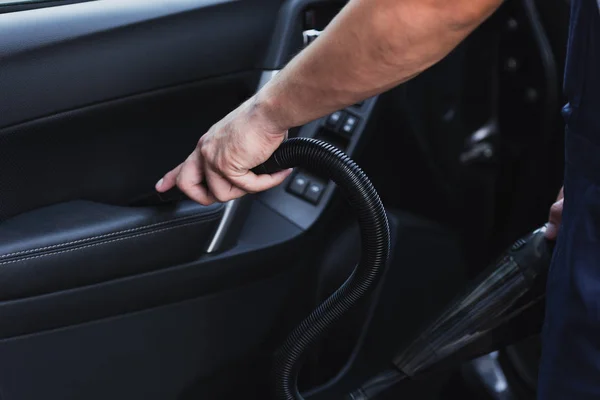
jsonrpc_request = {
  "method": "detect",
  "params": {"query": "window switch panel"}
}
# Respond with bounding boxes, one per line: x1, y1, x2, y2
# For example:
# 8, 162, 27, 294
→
287, 173, 309, 196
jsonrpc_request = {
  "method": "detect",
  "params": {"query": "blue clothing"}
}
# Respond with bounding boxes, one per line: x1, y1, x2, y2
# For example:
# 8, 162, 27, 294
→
538, 0, 600, 398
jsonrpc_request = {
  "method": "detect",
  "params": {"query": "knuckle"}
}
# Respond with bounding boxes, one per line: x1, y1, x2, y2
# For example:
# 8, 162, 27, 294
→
213, 156, 230, 174
200, 145, 212, 160
207, 184, 228, 202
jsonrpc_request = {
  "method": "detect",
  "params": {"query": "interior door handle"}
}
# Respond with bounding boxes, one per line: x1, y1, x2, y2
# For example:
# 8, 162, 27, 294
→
302, 28, 322, 46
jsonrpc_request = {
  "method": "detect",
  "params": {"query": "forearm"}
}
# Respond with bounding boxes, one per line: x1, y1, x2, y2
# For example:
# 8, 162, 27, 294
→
254, 0, 503, 130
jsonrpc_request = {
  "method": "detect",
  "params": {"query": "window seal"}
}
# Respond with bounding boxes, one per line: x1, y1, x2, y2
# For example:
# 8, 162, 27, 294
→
0, 0, 96, 14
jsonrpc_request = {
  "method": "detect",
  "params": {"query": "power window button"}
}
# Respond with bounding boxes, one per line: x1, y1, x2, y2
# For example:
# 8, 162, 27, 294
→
304, 182, 325, 204
288, 174, 309, 196
326, 111, 344, 128
341, 114, 359, 136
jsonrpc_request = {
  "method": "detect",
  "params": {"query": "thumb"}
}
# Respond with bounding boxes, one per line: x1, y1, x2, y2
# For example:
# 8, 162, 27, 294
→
228, 168, 293, 193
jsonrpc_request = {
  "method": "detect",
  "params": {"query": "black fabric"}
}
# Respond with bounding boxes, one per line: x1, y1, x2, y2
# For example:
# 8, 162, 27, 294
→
0, 200, 223, 301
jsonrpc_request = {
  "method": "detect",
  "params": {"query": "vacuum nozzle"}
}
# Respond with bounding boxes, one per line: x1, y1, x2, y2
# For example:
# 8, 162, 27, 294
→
393, 225, 554, 378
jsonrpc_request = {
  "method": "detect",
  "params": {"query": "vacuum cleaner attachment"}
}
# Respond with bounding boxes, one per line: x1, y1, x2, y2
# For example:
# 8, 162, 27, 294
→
253, 137, 391, 400
393, 224, 553, 377
347, 225, 554, 399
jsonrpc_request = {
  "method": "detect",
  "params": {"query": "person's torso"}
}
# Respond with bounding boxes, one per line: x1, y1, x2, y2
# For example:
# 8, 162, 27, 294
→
563, 0, 600, 141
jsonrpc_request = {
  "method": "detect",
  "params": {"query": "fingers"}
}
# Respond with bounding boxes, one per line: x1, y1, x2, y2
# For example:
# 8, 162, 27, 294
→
545, 197, 564, 240
204, 167, 247, 203
156, 152, 217, 205
228, 168, 293, 193
156, 163, 183, 193
156, 123, 291, 205
177, 155, 217, 205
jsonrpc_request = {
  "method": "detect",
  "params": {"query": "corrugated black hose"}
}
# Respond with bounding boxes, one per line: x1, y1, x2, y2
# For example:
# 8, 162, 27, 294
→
253, 137, 391, 400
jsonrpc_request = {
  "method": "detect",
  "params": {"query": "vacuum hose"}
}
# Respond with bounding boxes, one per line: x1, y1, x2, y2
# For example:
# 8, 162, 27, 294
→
253, 137, 391, 400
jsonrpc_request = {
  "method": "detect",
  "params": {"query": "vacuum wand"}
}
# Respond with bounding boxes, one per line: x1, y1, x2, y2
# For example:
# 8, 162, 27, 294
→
348, 224, 555, 399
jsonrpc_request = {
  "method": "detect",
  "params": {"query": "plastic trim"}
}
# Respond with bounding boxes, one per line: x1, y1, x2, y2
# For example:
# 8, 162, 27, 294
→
206, 69, 281, 254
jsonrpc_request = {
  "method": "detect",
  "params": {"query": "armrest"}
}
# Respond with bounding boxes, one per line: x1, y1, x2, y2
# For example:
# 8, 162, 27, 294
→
0, 200, 224, 300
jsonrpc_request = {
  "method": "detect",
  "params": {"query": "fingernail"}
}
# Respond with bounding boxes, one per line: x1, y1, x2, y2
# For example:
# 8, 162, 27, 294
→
155, 178, 163, 190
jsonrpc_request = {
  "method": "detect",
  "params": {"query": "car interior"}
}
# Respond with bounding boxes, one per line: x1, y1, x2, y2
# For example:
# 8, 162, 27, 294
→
0, 0, 569, 399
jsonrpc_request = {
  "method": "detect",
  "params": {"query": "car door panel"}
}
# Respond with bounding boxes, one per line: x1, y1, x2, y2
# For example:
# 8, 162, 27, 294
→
0, 200, 224, 301
0, 0, 498, 398
0, 271, 292, 400
0, 0, 280, 129
0, 200, 308, 400
0, 198, 304, 340
0, 0, 324, 398
0, 74, 254, 221
2, 1, 535, 399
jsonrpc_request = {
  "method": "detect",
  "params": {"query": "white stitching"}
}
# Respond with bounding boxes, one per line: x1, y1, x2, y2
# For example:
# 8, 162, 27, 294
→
0, 210, 220, 260
0, 213, 217, 259
0, 219, 208, 266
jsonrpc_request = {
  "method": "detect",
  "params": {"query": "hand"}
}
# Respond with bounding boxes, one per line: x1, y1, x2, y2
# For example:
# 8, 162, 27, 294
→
545, 186, 564, 240
155, 97, 292, 205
